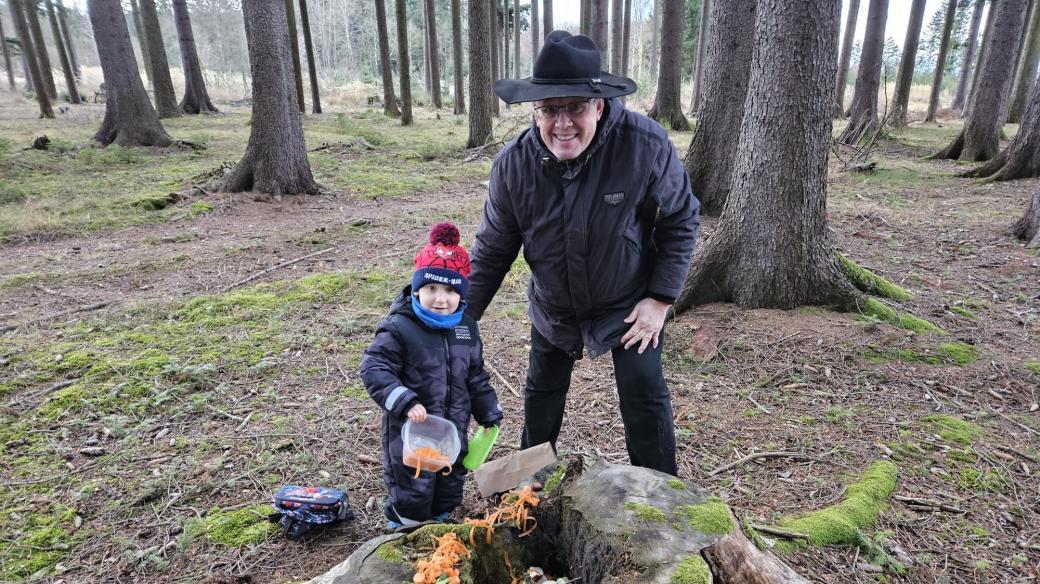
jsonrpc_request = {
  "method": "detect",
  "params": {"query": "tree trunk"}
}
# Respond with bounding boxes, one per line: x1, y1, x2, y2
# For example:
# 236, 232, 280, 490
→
298, 0, 321, 113
531, 0, 540, 64
284, 0, 305, 113
924, 0, 959, 122
682, 0, 755, 216
581, 0, 590, 36
610, 0, 623, 72
648, 0, 689, 130
513, 0, 520, 78
967, 0, 999, 115
467, 0, 493, 147
2, 11, 19, 90
501, 0, 508, 81
488, 0, 499, 116
219, 0, 318, 195
688, 0, 712, 116
1008, 0, 1040, 122
46, 0, 79, 103
395, 0, 413, 125
589, 0, 608, 53
88, 0, 170, 146
834, 0, 860, 116
21, 53, 35, 93
932, 0, 1029, 160
25, 0, 56, 98
837, 0, 887, 143
650, 0, 659, 78
889, 0, 927, 127
55, 0, 78, 79
962, 74, 1040, 178
676, 0, 857, 312
374, 0, 400, 118
451, 0, 465, 114
128, 0, 151, 87
422, 0, 431, 97
953, 0, 985, 110
172, 0, 217, 114
1012, 184, 1040, 246
138, 0, 180, 118
543, 0, 553, 39
9, 0, 54, 117
424, 0, 442, 107
621, 0, 632, 76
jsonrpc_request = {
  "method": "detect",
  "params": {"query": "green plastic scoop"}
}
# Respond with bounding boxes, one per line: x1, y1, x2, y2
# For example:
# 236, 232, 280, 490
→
463, 425, 500, 471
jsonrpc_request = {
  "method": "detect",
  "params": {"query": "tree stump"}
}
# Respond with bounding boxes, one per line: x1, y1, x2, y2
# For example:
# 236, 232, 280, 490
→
311, 460, 807, 583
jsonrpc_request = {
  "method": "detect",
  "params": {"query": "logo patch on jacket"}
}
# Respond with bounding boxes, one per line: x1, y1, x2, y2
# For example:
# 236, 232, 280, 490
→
453, 325, 473, 342
602, 192, 625, 206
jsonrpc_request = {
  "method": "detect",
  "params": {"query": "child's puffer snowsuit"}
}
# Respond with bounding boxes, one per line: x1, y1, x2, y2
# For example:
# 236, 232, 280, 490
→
360, 286, 503, 522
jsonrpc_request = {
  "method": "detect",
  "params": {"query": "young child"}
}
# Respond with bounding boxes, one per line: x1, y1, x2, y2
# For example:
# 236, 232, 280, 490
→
360, 223, 503, 529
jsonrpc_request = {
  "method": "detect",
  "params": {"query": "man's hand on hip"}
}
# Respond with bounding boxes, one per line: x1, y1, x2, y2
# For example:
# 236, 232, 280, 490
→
621, 298, 670, 354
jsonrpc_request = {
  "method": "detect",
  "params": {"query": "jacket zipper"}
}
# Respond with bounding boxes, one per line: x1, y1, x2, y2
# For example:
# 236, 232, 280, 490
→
442, 335, 453, 414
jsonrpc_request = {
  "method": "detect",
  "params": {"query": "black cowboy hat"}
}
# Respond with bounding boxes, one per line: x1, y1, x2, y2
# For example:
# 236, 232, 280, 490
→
493, 30, 638, 104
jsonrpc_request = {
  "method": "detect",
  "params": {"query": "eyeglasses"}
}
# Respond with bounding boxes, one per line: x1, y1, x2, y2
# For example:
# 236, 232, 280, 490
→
533, 100, 592, 121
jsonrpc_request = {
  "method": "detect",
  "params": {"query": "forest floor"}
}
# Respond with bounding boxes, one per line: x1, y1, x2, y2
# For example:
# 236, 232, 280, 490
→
0, 99, 1038, 584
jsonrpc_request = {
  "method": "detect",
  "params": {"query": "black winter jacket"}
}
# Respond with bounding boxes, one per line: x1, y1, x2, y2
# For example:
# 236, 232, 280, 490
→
467, 98, 701, 358
360, 287, 503, 451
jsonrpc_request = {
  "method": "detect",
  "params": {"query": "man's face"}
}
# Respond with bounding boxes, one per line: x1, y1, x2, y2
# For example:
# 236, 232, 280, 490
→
534, 97, 605, 161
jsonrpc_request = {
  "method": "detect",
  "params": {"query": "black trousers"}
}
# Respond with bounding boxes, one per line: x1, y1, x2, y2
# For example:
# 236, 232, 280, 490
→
520, 325, 678, 476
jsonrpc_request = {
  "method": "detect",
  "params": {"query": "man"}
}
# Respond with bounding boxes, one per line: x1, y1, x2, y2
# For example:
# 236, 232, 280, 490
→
466, 31, 700, 476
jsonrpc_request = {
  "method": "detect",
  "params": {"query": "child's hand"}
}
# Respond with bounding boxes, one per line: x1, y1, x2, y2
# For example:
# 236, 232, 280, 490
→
407, 403, 427, 423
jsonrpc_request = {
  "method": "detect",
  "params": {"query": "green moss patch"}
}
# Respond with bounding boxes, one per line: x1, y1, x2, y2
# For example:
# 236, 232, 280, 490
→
937, 342, 978, 365
779, 461, 897, 548
921, 415, 982, 445
625, 501, 667, 523
858, 298, 943, 335
184, 504, 277, 546
864, 343, 976, 367
675, 498, 734, 535
543, 464, 567, 493
838, 254, 911, 301
1022, 361, 1040, 374
0, 504, 83, 581
671, 554, 712, 584
666, 479, 686, 490
949, 306, 975, 318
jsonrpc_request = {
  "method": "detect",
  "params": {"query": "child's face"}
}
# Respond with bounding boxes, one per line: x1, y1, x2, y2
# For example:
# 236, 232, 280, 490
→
415, 283, 461, 314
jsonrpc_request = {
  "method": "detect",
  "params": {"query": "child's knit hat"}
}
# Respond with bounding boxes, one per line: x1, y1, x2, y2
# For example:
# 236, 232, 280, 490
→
412, 223, 471, 299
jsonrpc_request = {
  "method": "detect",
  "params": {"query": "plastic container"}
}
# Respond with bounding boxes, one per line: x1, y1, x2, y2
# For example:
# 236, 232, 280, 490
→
402, 415, 461, 473
463, 425, 500, 471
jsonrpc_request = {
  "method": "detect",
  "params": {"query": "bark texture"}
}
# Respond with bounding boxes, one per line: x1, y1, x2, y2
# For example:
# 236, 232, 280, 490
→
424, 0, 442, 106
220, 0, 318, 195
648, 0, 690, 130
531, 0, 540, 64
837, 0, 887, 143
925, 0, 959, 122
284, 0, 305, 113
24, 0, 56, 98
395, 0, 413, 125
128, 0, 151, 86
55, 0, 78, 78
890, 0, 927, 127
88, 0, 170, 146
962, 75, 1040, 179
621, 0, 632, 75
543, 0, 553, 39
933, 0, 1029, 161
953, 0, 985, 110
701, 511, 811, 583
834, 0, 860, 115
689, 0, 712, 116
1008, 0, 1040, 122
610, 0, 623, 72
467, 0, 493, 147
650, 0, 659, 78
451, 0, 465, 114
488, 0, 499, 115
1012, 184, 1040, 246
9, 0, 54, 117
139, 0, 180, 118
298, 0, 322, 113
967, 0, 998, 114
501, 0, 508, 80
46, 0, 79, 103
1, 15, 14, 90
172, 0, 217, 114
512, 0, 519, 78
374, 0, 400, 118
682, 0, 755, 215
589, 0, 608, 54
676, 0, 856, 312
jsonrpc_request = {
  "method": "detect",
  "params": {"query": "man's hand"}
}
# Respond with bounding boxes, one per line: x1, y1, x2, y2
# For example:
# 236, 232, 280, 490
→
407, 403, 428, 423
621, 298, 671, 354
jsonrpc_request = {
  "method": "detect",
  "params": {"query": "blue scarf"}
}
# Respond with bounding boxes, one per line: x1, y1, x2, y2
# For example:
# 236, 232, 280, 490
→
411, 296, 466, 330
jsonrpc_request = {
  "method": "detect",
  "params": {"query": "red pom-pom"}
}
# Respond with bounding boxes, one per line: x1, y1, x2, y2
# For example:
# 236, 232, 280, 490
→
429, 222, 461, 246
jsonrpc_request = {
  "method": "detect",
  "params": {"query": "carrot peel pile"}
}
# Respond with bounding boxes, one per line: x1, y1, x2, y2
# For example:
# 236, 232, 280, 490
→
412, 531, 470, 584
463, 485, 541, 547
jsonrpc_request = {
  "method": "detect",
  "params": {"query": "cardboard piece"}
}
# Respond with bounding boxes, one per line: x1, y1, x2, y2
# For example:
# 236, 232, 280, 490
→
473, 442, 557, 498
